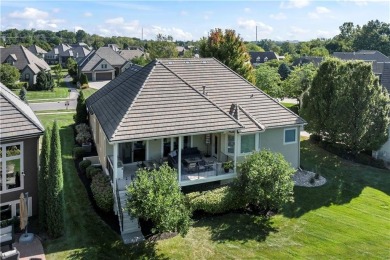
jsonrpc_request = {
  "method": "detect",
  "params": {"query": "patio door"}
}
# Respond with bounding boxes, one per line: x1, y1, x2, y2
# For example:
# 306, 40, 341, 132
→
212, 134, 218, 158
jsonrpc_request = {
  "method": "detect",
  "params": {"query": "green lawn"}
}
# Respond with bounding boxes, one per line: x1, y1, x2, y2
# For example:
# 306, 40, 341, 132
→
81, 88, 97, 98
281, 102, 299, 114
38, 114, 390, 259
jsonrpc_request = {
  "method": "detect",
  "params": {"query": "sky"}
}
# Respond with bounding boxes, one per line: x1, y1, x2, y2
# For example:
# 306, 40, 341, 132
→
1, 0, 389, 42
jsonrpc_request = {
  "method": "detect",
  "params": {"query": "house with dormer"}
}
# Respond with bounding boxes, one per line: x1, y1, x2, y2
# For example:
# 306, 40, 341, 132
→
0, 45, 51, 87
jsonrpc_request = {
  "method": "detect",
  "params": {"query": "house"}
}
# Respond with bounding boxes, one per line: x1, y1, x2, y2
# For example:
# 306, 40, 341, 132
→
0, 83, 44, 219
0, 45, 51, 87
86, 58, 305, 241
27, 44, 47, 59
292, 56, 324, 67
248, 51, 284, 67
106, 44, 120, 52
70, 42, 92, 51
333, 50, 390, 161
62, 46, 91, 63
176, 46, 185, 56
44, 43, 72, 65
78, 47, 132, 81
119, 48, 145, 61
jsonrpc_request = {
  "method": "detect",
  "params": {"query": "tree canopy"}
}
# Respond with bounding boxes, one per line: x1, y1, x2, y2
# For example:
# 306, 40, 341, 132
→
200, 28, 255, 84
0, 64, 20, 88
147, 34, 178, 59
301, 58, 390, 153
255, 64, 283, 98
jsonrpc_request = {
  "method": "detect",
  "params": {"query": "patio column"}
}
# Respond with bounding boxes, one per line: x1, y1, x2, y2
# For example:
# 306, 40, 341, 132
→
178, 136, 183, 183
113, 143, 118, 192
234, 131, 238, 174
146, 140, 149, 160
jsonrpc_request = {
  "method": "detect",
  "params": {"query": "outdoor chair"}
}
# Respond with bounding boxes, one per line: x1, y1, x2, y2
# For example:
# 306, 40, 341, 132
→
197, 160, 206, 172
0, 225, 14, 251
186, 162, 197, 173
1, 247, 19, 260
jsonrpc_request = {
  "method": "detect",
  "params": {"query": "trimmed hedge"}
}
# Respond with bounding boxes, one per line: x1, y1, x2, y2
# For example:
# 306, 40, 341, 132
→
73, 147, 85, 160
87, 167, 102, 179
75, 123, 90, 134
186, 185, 245, 214
79, 160, 91, 173
91, 173, 113, 212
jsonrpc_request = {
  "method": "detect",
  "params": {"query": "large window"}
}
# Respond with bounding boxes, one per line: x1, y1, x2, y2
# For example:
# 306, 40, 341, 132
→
241, 134, 255, 153
284, 128, 297, 144
227, 135, 235, 154
0, 143, 23, 193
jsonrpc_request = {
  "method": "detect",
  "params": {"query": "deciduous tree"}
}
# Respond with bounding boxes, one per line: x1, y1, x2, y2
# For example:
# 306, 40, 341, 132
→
0, 64, 20, 89
278, 63, 291, 80
200, 28, 255, 83
255, 64, 283, 98
148, 34, 178, 59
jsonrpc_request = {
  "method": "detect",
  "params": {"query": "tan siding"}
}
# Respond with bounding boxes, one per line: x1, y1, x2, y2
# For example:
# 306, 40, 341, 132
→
148, 139, 162, 161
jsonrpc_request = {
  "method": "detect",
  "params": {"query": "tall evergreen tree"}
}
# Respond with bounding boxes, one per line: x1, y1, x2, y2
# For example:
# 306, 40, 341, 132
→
19, 87, 28, 103
46, 121, 64, 238
199, 28, 255, 84
39, 128, 51, 231
278, 63, 291, 80
74, 90, 88, 124
301, 58, 390, 154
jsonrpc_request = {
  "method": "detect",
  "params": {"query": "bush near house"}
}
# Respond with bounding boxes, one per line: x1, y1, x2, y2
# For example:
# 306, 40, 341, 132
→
79, 73, 89, 88
86, 166, 102, 179
73, 147, 85, 160
186, 185, 245, 214
91, 173, 113, 212
38, 128, 51, 231
74, 90, 88, 125
75, 123, 90, 134
79, 160, 92, 174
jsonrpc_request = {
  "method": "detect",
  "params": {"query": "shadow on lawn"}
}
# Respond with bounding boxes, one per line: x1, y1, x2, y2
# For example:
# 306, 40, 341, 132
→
282, 140, 390, 218
194, 213, 278, 243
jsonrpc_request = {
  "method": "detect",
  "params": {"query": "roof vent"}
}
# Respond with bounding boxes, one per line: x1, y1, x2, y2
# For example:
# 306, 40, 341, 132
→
202, 85, 206, 95
250, 94, 254, 98
202, 60, 207, 64
168, 61, 173, 64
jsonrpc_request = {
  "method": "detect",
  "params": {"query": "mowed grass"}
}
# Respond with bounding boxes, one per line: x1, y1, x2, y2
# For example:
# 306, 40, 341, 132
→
155, 140, 390, 259
81, 88, 97, 98
37, 114, 390, 259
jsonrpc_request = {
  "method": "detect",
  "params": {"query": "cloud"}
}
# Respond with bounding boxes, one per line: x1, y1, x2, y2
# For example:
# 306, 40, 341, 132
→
145, 26, 193, 41
316, 29, 338, 38
244, 7, 251, 13
290, 26, 309, 34
280, 0, 310, 9
75, 26, 84, 32
52, 8, 60, 13
269, 12, 287, 20
84, 12, 92, 17
105, 17, 125, 25
180, 10, 188, 16
237, 19, 273, 32
9, 7, 48, 19
308, 6, 331, 19
203, 11, 213, 20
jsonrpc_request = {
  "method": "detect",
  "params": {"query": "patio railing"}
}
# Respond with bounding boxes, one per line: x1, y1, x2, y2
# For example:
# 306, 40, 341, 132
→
116, 181, 123, 232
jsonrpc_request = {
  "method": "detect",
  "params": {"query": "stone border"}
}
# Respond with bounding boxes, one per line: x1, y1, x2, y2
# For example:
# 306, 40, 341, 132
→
292, 170, 327, 187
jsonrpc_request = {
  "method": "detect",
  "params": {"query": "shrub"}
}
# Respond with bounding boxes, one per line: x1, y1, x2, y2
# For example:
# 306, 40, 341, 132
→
314, 172, 320, 180
39, 128, 51, 231
237, 150, 295, 211
309, 177, 315, 184
75, 123, 90, 134
91, 173, 113, 212
86, 165, 95, 178
73, 147, 85, 160
76, 131, 91, 145
87, 167, 102, 179
186, 185, 245, 214
74, 90, 88, 125
80, 73, 89, 86
79, 160, 92, 173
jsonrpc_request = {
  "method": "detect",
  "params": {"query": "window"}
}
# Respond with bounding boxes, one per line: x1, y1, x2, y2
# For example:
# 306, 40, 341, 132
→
101, 64, 107, 69
25, 73, 30, 80
227, 135, 235, 154
284, 128, 297, 144
163, 138, 171, 157
241, 134, 255, 153
0, 143, 23, 193
183, 136, 191, 149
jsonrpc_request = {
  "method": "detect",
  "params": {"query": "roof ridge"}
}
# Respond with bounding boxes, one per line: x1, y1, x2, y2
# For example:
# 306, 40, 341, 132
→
111, 61, 157, 140
211, 57, 305, 123
0, 84, 44, 132
158, 59, 245, 129
238, 105, 265, 131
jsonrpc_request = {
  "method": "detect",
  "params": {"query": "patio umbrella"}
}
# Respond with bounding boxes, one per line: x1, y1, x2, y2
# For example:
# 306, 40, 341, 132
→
19, 193, 28, 231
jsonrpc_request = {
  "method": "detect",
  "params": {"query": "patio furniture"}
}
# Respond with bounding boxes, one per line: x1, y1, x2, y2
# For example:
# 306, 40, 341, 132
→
0, 225, 14, 251
204, 161, 214, 171
197, 160, 206, 172
185, 162, 197, 173
1, 247, 19, 260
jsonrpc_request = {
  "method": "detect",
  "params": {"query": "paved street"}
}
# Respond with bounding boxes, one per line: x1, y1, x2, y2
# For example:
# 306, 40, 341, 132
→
30, 75, 78, 111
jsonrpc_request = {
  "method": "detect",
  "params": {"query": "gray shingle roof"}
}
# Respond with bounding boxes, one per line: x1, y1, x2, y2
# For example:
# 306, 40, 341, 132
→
46, 43, 71, 56
380, 62, 390, 93
333, 50, 390, 62
87, 58, 304, 143
28, 45, 47, 55
0, 45, 50, 72
96, 47, 127, 66
119, 49, 144, 61
248, 51, 281, 64
0, 83, 44, 141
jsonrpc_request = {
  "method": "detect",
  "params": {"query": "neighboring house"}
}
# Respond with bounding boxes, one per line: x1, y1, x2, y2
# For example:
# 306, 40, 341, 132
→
119, 49, 145, 61
292, 56, 324, 67
70, 42, 92, 51
176, 46, 185, 56
86, 58, 305, 241
0, 83, 44, 219
248, 51, 284, 67
78, 47, 132, 81
44, 43, 72, 65
333, 50, 390, 161
27, 44, 47, 59
106, 44, 120, 52
0, 45, 51, 87
62, 46, 91, 64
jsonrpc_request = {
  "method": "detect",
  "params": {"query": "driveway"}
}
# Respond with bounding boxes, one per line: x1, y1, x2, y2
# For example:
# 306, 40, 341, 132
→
89, 80, 110, 90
